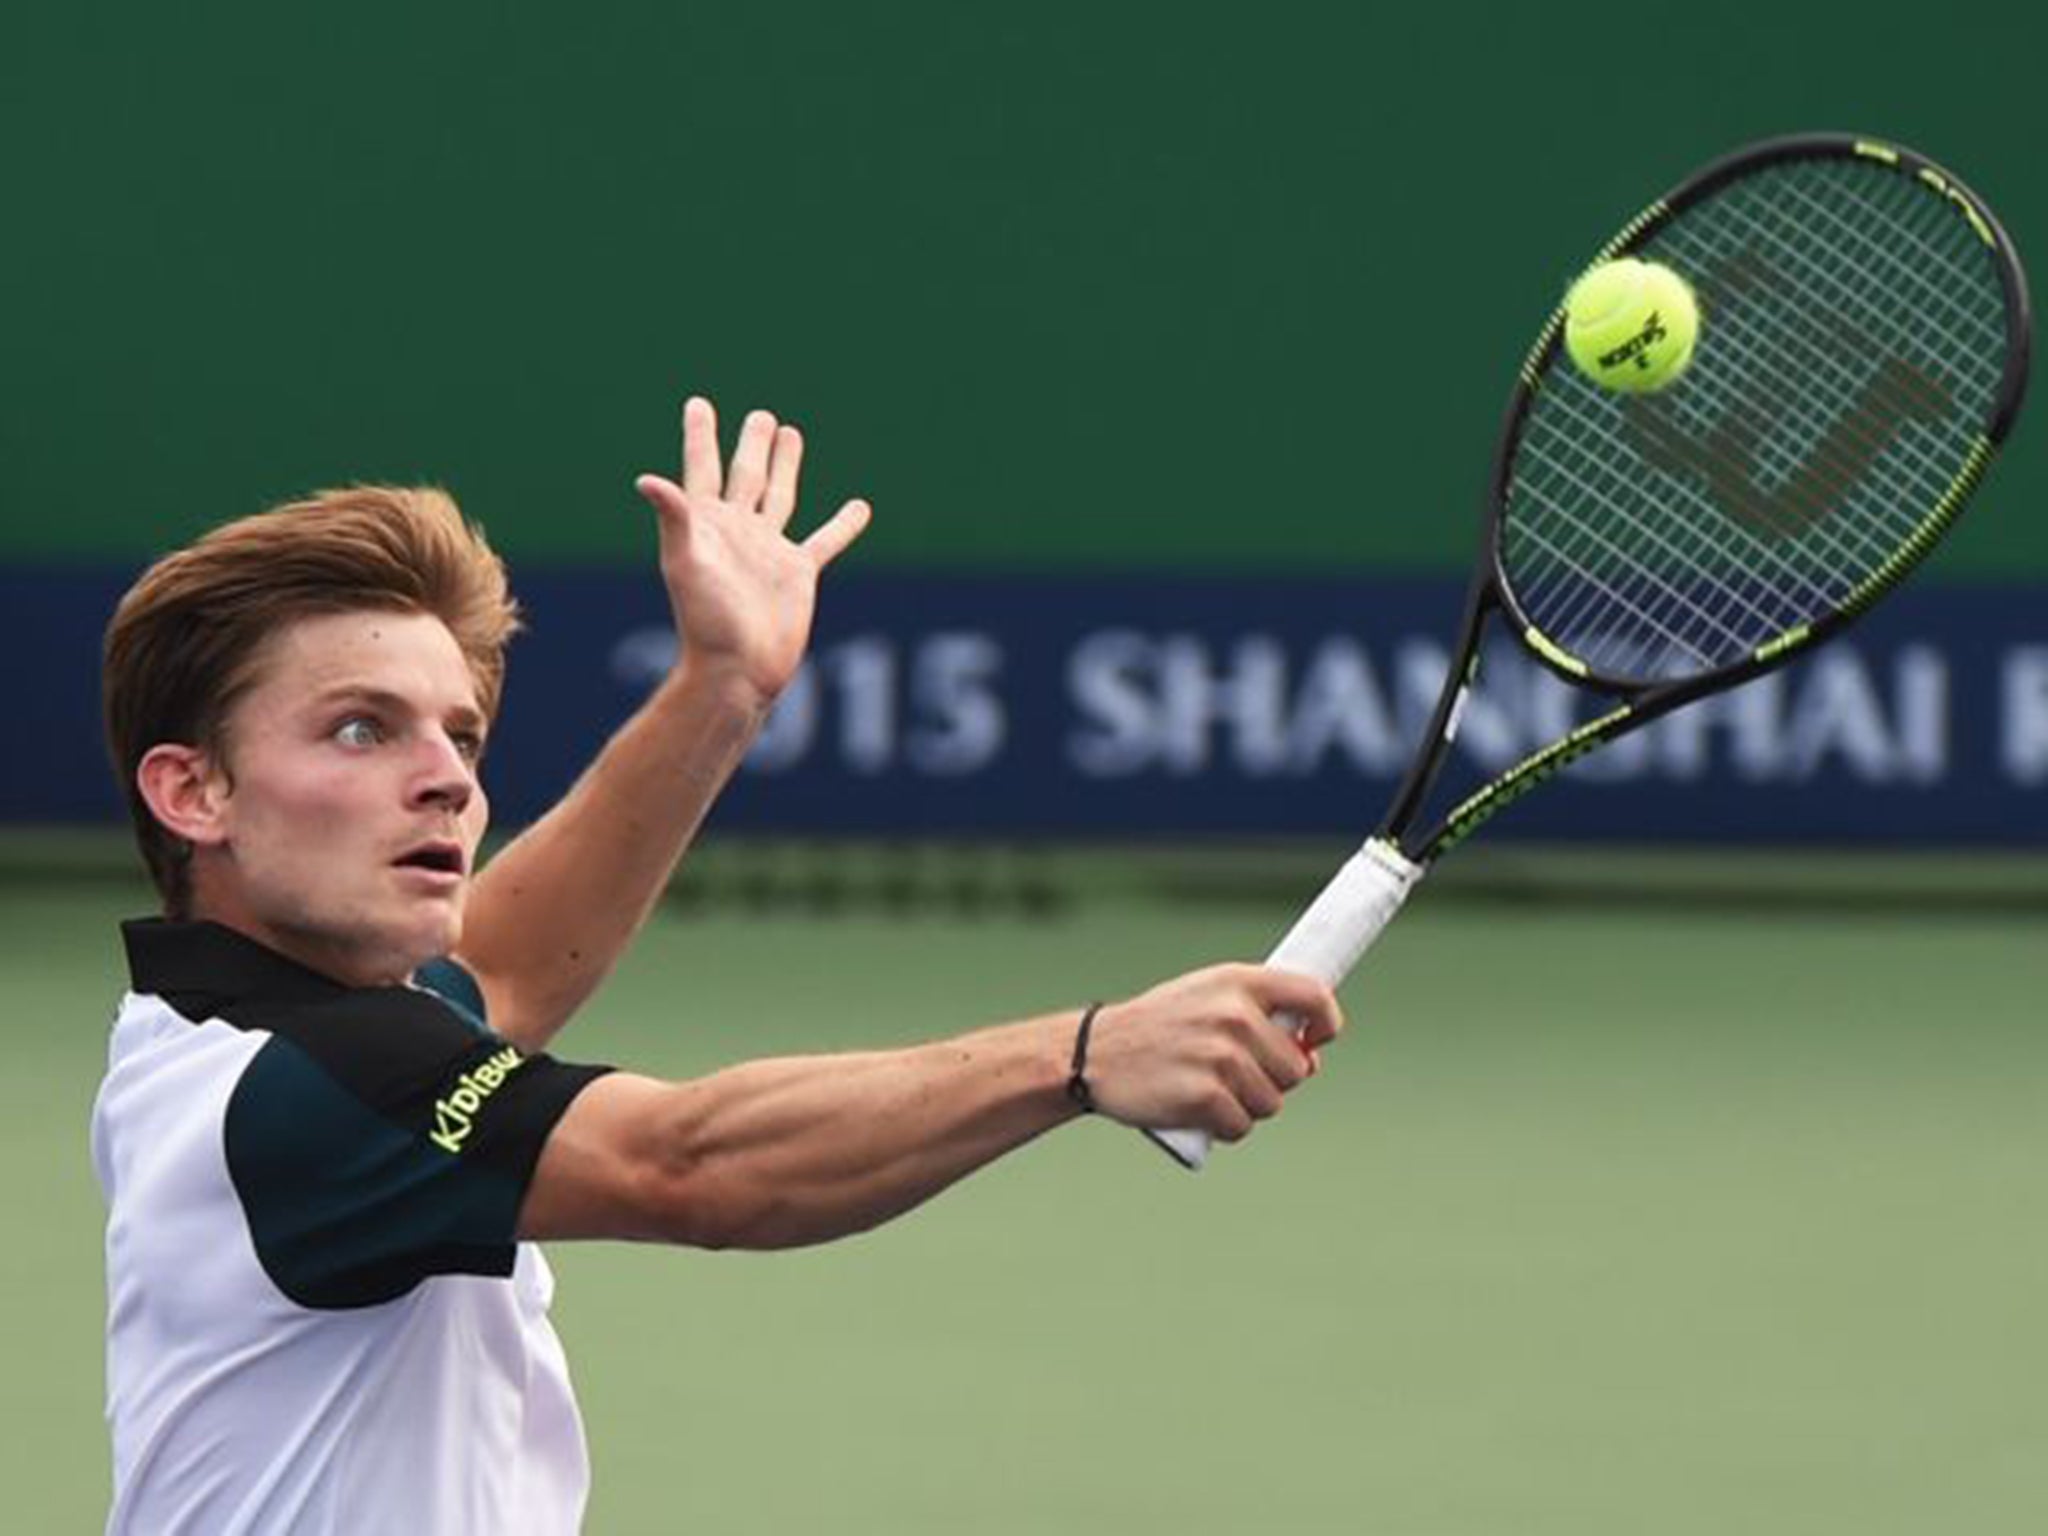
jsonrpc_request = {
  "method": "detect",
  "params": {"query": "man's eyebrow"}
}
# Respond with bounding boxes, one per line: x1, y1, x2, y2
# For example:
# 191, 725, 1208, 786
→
308, 684, 486, 730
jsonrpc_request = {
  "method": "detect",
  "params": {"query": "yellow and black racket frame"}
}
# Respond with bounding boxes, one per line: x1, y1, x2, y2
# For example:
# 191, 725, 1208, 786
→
1379, 132, 2032, 865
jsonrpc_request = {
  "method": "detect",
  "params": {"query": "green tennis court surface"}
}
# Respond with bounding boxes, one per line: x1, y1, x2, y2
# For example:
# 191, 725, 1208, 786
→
5, 846, 2042, 1533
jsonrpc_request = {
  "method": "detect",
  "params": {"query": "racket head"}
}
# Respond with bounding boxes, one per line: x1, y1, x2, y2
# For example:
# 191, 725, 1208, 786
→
1487, 134, 2031, 695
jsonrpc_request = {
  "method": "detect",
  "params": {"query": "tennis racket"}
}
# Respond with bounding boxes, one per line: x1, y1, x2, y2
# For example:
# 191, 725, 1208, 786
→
1150, 133, 2032, 1171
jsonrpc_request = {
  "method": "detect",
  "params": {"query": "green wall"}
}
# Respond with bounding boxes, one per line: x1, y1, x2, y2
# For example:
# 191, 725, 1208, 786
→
5, 4, 2042, 575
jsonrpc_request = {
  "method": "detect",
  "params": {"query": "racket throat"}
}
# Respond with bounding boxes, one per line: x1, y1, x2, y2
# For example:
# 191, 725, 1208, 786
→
1379, 576, 1498, 859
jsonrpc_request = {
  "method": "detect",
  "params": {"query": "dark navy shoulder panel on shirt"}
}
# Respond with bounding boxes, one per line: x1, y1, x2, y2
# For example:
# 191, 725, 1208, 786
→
224, 984, 608, 1308
122, 920, 610, 1310
415, 956, 491, 1036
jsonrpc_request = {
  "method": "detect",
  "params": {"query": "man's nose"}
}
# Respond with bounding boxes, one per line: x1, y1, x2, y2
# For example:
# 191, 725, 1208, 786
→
410, 732, 475, 813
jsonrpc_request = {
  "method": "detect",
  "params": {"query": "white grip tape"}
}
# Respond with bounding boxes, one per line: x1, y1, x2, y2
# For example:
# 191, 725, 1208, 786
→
1146, 838, 1422, 1171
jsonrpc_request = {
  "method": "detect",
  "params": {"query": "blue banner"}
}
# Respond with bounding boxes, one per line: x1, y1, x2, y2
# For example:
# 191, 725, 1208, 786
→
11, 567, 2044, 844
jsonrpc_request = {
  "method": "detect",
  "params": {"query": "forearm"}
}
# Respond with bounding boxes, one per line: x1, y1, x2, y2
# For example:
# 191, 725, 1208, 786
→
459, 656, 769, 1048
648, 1012, 1082, 1249
521, 965, 1345, 1248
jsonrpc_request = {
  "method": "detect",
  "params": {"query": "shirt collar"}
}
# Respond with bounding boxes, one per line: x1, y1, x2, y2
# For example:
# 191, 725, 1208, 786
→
122, 918, 353, 1007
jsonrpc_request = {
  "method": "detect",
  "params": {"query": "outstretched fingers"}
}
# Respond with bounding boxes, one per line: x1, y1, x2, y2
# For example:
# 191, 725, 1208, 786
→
633, 473, 690, 525
726, 409, 780, 511
762, 425, 804, 530
645, 396, 870, 615
804, 500, 873, 568
681, 397, 724, 498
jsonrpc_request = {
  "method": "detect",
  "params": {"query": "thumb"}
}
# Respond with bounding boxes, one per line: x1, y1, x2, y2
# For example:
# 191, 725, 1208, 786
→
633, 473, 691, 524
804, 499, 873, 568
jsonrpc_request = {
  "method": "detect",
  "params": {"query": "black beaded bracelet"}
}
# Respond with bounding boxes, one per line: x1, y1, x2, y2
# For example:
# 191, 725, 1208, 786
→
1067, 1003, 1103, 1112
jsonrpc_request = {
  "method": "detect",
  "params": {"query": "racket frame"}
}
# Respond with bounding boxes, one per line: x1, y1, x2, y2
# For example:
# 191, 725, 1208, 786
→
1151, 133, 2031, 1171
1381, 132, 2032, 867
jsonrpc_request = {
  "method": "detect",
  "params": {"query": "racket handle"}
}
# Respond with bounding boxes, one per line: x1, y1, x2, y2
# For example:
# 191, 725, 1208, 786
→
1144, 838, 1422, 1171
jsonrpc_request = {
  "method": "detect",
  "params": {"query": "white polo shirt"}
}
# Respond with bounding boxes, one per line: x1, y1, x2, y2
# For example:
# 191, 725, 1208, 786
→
91, 920, 612, 1535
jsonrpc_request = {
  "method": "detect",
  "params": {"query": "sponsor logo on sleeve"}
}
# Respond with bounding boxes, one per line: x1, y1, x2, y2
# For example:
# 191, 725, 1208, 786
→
429, 1045, 527, 1154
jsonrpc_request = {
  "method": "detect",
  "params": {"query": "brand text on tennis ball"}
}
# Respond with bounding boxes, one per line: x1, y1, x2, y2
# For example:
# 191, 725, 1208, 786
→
1563, 258, 1699, 392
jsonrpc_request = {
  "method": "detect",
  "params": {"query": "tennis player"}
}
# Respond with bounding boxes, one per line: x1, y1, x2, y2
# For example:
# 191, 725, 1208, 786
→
92, 397, 1342, 1534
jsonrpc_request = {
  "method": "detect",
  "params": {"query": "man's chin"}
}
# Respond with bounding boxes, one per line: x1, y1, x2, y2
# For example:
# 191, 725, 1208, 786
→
404, 901, 466, 965
356, 892, 468, 980
384, 870, 466, 938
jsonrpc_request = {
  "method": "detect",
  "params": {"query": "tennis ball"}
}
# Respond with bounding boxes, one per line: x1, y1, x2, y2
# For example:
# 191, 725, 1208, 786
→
1563, 258, 1699, 393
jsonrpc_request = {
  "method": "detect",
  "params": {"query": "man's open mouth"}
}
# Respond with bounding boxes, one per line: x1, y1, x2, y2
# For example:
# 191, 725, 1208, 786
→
394, 844, 465, 876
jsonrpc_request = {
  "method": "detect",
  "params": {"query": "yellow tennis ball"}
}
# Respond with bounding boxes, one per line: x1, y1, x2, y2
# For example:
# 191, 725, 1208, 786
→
1563, 258, 1699, 393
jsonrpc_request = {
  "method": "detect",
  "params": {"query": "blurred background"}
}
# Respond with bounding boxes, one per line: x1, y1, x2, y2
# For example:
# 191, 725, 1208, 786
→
3, 4, 2041, 1531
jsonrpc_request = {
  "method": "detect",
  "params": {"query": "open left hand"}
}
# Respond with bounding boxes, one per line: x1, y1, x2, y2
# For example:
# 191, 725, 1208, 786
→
633, 396, 871, 704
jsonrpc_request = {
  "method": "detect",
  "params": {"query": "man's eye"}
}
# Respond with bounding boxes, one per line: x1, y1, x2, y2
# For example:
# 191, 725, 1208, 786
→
334, 717, 385, 748
451, 731, 486, 764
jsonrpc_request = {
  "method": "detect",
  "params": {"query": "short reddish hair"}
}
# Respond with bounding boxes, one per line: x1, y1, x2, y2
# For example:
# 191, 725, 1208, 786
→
103, 486, 521, 914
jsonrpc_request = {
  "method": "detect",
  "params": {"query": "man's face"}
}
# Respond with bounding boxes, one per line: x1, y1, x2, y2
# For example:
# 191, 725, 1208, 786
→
195, 608, 491, 987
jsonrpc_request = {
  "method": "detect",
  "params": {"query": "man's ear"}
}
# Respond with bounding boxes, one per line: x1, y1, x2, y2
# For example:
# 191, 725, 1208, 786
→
136, 744, 232, 849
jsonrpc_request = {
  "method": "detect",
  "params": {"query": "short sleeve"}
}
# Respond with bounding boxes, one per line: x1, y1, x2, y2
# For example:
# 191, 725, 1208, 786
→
222, 984, 610, 1309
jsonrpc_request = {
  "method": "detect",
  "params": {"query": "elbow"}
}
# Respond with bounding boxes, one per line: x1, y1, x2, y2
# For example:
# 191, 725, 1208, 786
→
633, 1149, 744, 1251
636, 1149, 818, 1253
642, 1156, 889, 1253
631, 1077, 898, 1252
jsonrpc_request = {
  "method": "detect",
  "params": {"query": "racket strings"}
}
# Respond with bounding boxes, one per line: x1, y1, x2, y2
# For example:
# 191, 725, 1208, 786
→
1681, 218, 1963, 499
1524, 388, 1841, 632
1530, 361, 1909, 646
1715, 187, 1990, 474
1510, 418, 1796, 667
1502, 153, 2009, 683
1694, 165, 2003, 482
1778, 181, 1994, 342
1789, 169, 2005, 343
1515, 170, 1998, 670
1512, 404, 1847, 675
1519, 223, 1959, 657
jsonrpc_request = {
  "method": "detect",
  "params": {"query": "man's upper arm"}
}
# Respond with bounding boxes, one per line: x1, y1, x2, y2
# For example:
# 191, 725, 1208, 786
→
518, 1072, 688, 1243
439, 949, 563, 1056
